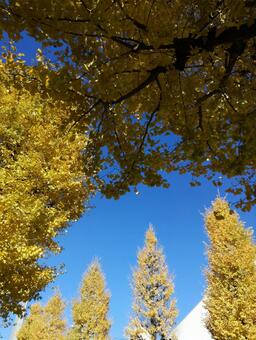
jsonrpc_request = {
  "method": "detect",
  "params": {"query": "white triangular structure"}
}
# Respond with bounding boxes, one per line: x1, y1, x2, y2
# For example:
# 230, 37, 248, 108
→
174, 300, 213, 340
10, 302, 27, 340
10, 315, 24, 340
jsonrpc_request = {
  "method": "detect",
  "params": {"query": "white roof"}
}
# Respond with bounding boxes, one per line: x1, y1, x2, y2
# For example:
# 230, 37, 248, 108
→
174, 300, 212, 340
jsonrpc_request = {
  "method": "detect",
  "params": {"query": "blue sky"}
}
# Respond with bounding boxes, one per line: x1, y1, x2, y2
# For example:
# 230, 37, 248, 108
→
2, 172, 256, 339
1, 35, 255, 339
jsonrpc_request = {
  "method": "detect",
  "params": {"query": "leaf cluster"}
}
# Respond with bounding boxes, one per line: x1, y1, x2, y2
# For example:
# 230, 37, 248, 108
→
204, 198, 256, 339
0, 55, 92, 322
0, 0, 255, 209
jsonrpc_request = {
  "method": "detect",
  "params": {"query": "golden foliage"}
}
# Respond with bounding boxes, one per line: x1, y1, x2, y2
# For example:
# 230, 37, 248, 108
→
69, 260, 111, 340
126, 226, 177, 339
0, 55, 92, 321
204, 198, 256, 339
17, 293, 67, 340
0, 1, 255, 209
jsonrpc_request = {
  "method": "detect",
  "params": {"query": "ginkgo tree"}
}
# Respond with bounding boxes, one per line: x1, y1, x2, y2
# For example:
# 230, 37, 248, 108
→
0, 0, 255, 210
0, 53, 93, 322
69, 260, 111, 340
204, 198, 256, 339
17, 293, 67, 340
126, 226, 177, 339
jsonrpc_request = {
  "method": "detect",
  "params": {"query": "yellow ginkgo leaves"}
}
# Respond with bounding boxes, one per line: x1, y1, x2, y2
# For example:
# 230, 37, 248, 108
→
69, 261, 111, 340
17, 293, 67, 340
126, 226, 177, 339
0, 0, 255, 209
204, 198, 256, 339
0, 58, 92, 321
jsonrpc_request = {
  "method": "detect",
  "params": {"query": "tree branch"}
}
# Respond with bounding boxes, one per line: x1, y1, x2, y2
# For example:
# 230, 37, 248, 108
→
44, 16, 90, 23
115, 0, 147, 31
66, 99, 101, 133
110, 65, 167, 105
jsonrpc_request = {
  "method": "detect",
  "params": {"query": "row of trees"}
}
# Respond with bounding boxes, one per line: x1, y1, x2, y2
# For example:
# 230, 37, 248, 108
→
17, 261, 110, 340
16, 198, 256, 339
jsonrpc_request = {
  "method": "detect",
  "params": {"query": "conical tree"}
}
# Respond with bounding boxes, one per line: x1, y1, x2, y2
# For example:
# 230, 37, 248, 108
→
69, 260, 111, 340
204, 197, 256, 339
126, 225, 177, 339
17, 293, 66, 340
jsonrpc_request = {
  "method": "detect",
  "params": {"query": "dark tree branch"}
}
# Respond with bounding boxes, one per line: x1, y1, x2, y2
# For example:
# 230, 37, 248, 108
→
174, 21, 253, 70
44, 16, 90, 23
197, 88, 220, 105
110, 19, 256, 71
207, 140, 217, 155
110, 35, 142, 49
115, 0, 147, 31
110, 66, 167, 105
146, 0, 156, 27
223, 40, 246, 77
66, 99, 101, 133
96, 105, 107, 133
105, 20, 255, 71
80, 0, 91, 14
222, 93, 238, 113
196, 40, 246, 107
113, 122, 125, 159
137, 105, 158, 156
113, 69, 143, 75
197, 105, 203, 130
109, 20, 256, 71
122, 78, 162, 183
3, 3, 256, 74
124, 104, 159, 181
196, 0, 225, 37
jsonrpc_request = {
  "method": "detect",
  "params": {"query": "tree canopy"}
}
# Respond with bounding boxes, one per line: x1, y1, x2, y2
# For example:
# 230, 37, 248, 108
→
17, 293, 67, 340
0, 0, 255, 210
204, 197, 256, 339
0, 53, 92, 322
69, 260, 111, 340
126, 226, 177, 339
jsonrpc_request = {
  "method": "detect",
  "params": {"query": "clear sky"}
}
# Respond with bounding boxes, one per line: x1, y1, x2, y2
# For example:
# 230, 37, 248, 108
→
1, 35, 256, 340
2, 172, 256, 339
